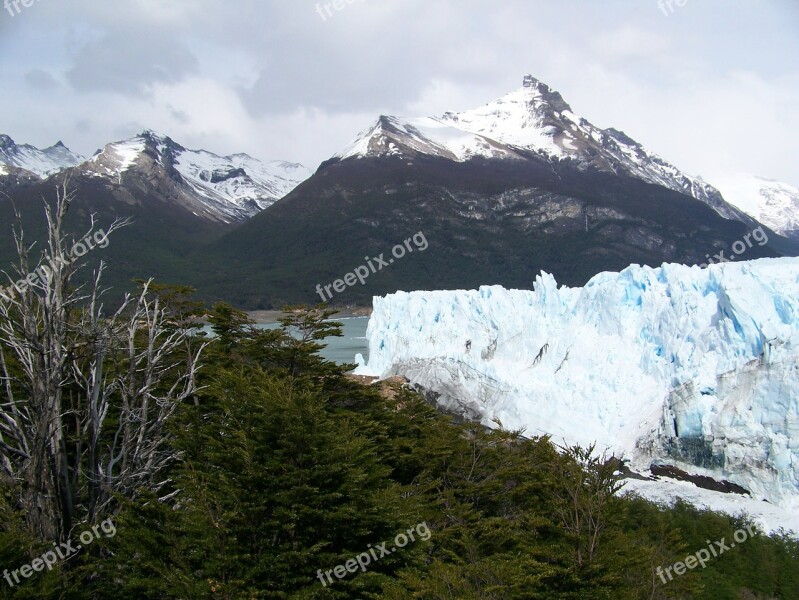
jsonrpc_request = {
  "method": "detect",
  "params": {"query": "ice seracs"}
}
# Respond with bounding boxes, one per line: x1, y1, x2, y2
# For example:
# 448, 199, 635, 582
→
355, 257, 799, 527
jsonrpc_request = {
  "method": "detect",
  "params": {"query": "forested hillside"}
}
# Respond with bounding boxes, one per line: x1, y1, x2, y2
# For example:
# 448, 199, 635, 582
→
0, 194, 797, 598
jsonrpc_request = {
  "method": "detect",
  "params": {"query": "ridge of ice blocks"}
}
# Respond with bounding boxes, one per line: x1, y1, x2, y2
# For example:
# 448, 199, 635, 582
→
356, 258, 799, 518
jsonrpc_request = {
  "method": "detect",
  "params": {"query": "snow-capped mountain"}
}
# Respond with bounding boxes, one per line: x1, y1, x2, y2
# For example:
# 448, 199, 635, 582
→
0, 134, 85, 177
714, 175, 799, 241
336, 115, 525, 162
0, 128, 315, 300
0, 130, 313, 299
81, 130, 311, 222
336, 75, 744, 221
216, 75, 791, 307
173, 149, 311, 214
355, 257, 799, 530
0, 130, 310, 223
84, 136, 146, 182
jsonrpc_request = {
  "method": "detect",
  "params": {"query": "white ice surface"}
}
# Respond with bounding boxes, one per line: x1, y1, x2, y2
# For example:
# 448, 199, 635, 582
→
356, 258, 799, 523
623, 478, 799, 536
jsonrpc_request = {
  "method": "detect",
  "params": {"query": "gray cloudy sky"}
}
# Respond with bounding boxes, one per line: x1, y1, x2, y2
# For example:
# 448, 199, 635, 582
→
1, 0, 797, 186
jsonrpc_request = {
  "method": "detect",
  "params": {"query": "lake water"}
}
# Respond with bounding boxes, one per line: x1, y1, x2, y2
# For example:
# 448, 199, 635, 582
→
317, 316, 370, 365
201, 316, 370, 366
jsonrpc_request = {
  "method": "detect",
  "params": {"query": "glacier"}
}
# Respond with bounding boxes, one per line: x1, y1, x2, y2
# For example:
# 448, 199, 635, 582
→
355, 258, 799, 526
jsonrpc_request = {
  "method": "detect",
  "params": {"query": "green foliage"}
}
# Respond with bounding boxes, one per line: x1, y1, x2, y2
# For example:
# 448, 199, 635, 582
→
1, 300, 797, 599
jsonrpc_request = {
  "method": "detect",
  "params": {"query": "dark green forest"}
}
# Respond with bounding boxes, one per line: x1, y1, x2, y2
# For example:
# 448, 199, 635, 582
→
0, 195, 797, 599
0, 296, 796, 598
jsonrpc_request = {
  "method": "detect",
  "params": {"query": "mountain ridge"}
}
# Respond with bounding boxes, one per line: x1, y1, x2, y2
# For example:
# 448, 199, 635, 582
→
0, 134, 85, 177
332, 75, 750, 223
2, 76, 797, 308
195, 75, 795, 308
0, 130, 311, 224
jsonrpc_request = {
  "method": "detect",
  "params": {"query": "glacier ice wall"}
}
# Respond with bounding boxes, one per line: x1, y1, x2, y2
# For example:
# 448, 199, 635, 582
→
355, 258, 799, 510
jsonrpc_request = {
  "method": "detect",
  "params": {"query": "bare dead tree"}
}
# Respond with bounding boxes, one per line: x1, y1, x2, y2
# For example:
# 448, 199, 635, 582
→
0, 180, 205, 541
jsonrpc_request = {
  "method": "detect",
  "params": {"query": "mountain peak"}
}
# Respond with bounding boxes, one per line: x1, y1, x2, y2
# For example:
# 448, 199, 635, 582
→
514, 74, 572, 114
138, 129, 172, 144
334, 113, 522, 162
78, 131, 310, 223
521, 74, 558, 97
227, 152, 255, 161
0, 134, 84, 177
522, 74, 541, 88
330, 75, 746, 221
713, 174, 799, 240
435, 75, 575, 154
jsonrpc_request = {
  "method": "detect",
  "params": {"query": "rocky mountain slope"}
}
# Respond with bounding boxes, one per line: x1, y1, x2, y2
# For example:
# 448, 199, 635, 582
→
0, 134, 85, 177
0, 131, 310, 300
198, 76, 795, 308
78, 131, 310, 223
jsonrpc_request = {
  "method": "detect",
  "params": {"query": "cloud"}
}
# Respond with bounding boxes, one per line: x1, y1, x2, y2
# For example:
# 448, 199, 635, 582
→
24, 69, 58, 91
65, 30, 199, 95
0, 0, 795, 185
590, 25, 672, 61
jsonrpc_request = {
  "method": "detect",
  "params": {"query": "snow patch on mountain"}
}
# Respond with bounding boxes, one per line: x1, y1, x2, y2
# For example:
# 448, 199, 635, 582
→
713, 175, 799, 240
174, 148, 311, 213
0, 134, 85, 177
355, 258, 799, 522
87, 137, 147, 180
81, 130, 310, 220
336, 115, 521, 162
439, 76, 568, 156
334, 75, 745, 220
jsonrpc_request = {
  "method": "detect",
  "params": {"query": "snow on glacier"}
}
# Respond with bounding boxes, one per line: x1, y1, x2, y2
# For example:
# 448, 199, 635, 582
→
355, 258, 799, 526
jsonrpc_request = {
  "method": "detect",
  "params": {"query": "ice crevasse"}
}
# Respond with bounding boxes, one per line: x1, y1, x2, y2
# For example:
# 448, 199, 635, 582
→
355, 258, 799, 513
